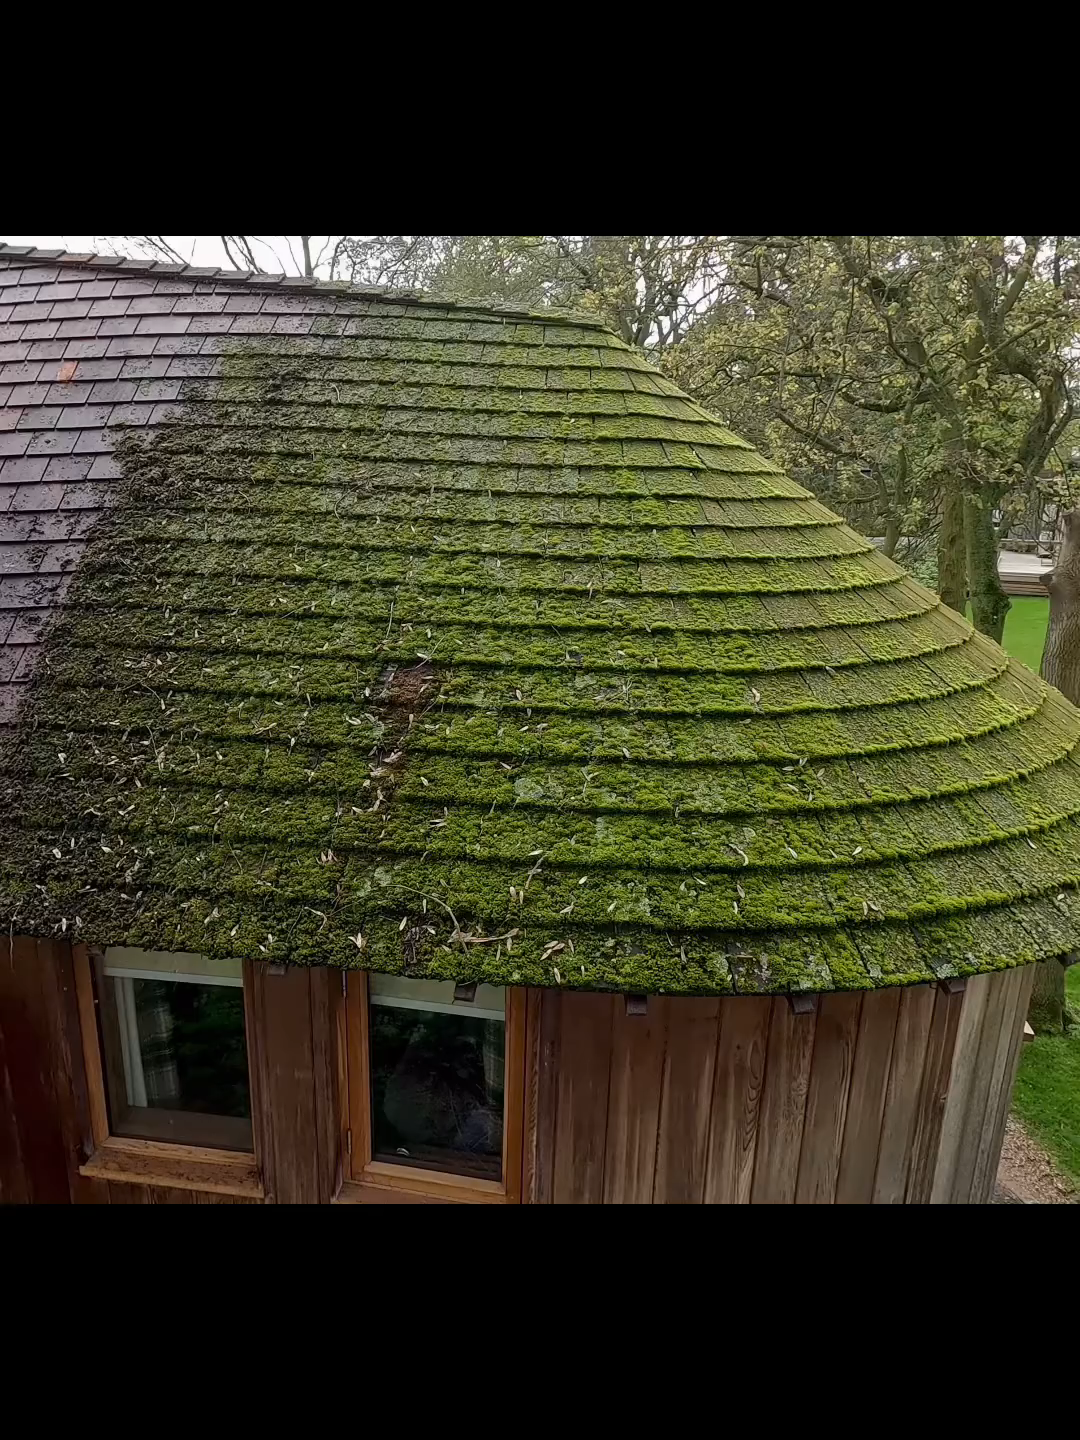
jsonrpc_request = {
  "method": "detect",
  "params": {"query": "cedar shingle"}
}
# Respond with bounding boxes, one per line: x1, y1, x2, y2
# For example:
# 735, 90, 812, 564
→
44, 455, 95, 483
87, 454, 122, 479
105, 336, 157, 356
44, 383, 95, 405
89, 381, 138, 404
0, 362, 41, 383
76, 281, 117, 300
133, 379, 181, 402
48, 300, 91, 320
16, 407, 63, 430
0, 455, 47, 480
27, 341, 68, 360
7, 482, 67, 511
86, 299, 130, 318
55, 319, 101, 339
127, 295, 177, 315
12, 304, 53, 323
57, 404, 112, 429
10, 385, 50, 405
70, 430, 115, 453
68, 359, 124, 381
98, 316, 141, 337
25, 432, 79, 456
3, 243, 1079, 999
134, 314, 191, 335
63, 339, 111, 359
119, 357, 172, 378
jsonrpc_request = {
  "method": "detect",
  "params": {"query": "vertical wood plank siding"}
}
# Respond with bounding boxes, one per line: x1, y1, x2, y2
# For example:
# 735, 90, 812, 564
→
0, 936, 106, 1203
245, 964, 340, 1204
932, 965, 1035, 1205
703, 995, 771, 1204
525, 973, 1033, 1206
0, 934, 1040, 1205
0, 938, 339, 1206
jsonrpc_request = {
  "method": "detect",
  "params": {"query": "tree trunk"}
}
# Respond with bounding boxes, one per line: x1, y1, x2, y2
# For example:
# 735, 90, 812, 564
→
1030, 507, 1080, 1033
1040, 507, 1080, 701
964, 488, 1010, 642
937, 482, 966, 613
882, 514, 901, 559
1029, 958, 1069, 1034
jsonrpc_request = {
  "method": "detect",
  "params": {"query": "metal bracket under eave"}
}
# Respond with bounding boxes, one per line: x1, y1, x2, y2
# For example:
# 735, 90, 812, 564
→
625, 994, 648, 1016
937, 977, 968, 995
453, 980, 478, 1004
266, 962, 287, 976
788, 992, 817, 1015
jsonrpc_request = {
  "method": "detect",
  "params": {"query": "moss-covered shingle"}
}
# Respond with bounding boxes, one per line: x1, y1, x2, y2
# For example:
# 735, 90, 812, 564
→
3, 288, 1080, 997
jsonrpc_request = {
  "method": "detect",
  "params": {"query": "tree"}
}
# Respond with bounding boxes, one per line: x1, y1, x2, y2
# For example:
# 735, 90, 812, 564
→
122, 234, 1080, 643
335, 235, 727, 349
1031, 507, 1080, 1032
674, 237, 1079, 638
127, 235, 339, 278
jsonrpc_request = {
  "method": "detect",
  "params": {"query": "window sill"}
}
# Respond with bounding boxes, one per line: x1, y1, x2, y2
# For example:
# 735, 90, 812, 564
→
79, 1136, 263, 1200
336, 1161, 509, 1206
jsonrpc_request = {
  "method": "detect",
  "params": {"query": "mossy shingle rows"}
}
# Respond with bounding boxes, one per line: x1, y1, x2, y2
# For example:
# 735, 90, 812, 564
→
4, 288, 1080, 995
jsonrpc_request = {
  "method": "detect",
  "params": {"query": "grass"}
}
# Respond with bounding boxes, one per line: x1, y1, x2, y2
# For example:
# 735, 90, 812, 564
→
1012, 967, 1080, 1188
963, 597, 1049, 671
998, 598, 1074, 1188
1000, 597, 1049, 672
963, 596, 1073, 1184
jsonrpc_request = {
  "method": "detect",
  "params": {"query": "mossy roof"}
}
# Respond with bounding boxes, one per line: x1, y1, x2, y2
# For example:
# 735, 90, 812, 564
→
3, 248, 1080, 996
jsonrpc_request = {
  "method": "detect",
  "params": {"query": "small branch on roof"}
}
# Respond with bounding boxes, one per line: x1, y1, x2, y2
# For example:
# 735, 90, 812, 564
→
220, 236, 244, 272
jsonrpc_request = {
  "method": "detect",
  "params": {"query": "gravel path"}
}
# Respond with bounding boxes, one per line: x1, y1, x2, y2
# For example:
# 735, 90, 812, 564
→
996, 1116, 1077, 1204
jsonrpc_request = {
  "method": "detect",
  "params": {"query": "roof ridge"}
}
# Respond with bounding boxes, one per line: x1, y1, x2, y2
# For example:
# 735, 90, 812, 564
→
0, 240, 612, 333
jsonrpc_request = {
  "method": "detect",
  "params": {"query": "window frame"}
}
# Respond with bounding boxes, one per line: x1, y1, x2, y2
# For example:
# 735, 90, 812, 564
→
339, 972, 526, 1205
73, 944, 264, 1199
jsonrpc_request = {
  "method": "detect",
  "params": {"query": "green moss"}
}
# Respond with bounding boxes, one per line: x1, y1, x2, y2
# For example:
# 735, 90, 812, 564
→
5, 309, 1080, 996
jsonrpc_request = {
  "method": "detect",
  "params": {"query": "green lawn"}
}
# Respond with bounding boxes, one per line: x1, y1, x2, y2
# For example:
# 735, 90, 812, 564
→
959, 597, 1073, 1185
964, 597, 1049, 671
1000, 597, 1049, 672
1012, 968, 1080, 1188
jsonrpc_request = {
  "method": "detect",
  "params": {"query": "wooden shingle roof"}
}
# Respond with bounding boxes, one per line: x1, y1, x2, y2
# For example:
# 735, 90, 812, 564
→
3, 243, 1080, 996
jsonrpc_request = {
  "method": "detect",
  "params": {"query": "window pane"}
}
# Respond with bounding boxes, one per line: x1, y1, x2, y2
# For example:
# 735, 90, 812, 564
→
97, 953, 253, 1152
370, 980, 505, 1180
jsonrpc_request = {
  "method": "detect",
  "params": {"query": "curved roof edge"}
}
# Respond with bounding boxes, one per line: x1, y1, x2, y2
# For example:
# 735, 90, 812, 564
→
0, 241, 608, 331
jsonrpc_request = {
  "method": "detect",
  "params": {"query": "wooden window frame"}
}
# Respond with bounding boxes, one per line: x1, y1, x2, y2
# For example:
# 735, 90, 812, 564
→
337, 972, 526, 1205
73, 944, 264, 1199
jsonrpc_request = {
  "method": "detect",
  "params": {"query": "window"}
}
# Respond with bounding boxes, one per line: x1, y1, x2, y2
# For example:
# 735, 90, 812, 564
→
369, 975, 506, 1179
344, 972, 526, 1203
94, 948, 253, 1151
74, 945, 261, 1197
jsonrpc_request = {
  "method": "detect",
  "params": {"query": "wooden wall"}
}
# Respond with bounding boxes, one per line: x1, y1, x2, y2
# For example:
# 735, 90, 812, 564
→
0, 938, 340, 1206
524, 968, 1033, 1205
932, 966, 1034, 1205
0, 937, 104, 1204
1, 934, 1032, 1205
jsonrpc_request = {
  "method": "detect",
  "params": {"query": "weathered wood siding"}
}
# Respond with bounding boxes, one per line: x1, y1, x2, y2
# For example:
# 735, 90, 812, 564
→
931, 966, 1034, 1205
1, 935, 1033, 1205
525, 973, 1032, 1205
0, 937, 340, 1206
0, 936, 105, 1204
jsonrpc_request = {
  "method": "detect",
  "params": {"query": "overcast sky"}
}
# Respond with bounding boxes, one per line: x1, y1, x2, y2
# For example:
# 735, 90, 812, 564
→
4, 236, 331, 276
